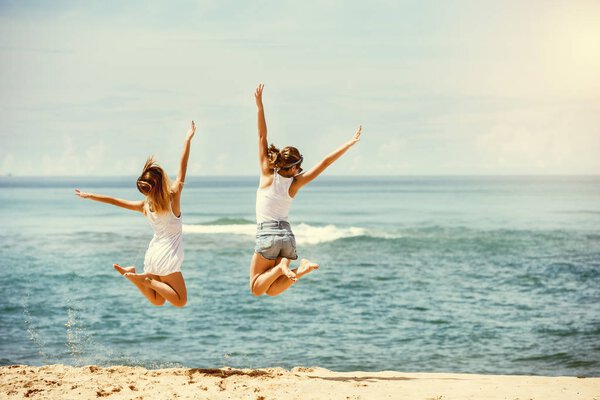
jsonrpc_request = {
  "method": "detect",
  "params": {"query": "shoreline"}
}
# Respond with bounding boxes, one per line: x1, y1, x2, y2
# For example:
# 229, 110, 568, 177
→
1, 365, 598, 399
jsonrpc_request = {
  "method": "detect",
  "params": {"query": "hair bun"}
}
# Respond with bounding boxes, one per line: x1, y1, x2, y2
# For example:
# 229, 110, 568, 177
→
267, 144, 281, 169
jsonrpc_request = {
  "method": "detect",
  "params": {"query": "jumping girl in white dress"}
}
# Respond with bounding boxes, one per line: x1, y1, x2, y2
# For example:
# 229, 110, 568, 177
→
250, 84, 362, 297
75, 121, 196, 307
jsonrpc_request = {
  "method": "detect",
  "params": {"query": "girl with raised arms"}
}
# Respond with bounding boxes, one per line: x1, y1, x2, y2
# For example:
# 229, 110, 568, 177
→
250, 84, 362, 297
75, 121, 196, 307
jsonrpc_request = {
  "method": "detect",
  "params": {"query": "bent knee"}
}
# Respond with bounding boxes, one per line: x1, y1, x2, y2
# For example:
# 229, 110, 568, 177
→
250, 285, 265, 296
172, 296, 187, 308
151, 298, 166, 307
249, 279, 262, 296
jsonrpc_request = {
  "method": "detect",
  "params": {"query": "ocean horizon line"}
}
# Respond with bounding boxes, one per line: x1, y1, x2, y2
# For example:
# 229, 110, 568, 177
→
2, 173, 600, 179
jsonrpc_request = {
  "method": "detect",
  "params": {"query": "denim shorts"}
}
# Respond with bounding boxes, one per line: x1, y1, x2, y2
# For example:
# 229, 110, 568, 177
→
254, 220, 298, 261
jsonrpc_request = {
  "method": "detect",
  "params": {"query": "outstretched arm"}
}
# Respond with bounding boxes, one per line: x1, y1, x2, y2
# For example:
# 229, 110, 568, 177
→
74, 189, 144, 213
172, 120, 196, 194
255, 84, 270, 175
292, 125, 362, 191
169, 121, 196, 217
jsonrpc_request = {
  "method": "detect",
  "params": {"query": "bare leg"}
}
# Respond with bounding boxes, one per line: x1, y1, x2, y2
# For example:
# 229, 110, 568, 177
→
266, 259, 319, 297
144, 272, 187, 307
114, 264, 165, 306
249, 253, 292, 296
126, 272, 187, 307
265, 275, 294, 297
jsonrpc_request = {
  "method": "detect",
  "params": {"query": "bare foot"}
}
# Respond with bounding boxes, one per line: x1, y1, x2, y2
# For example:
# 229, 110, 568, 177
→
114, 264, 135, 276
295, 259, 319, 279
281, 265, 297, 282
124, 272, 151, 285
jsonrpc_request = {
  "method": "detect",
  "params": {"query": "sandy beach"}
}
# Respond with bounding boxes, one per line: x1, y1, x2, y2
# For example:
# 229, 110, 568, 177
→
1, 365, 598, 400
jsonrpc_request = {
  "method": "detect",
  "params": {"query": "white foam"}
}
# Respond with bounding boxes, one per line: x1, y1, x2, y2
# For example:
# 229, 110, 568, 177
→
293, 223, 367, 245
182, 222, 367, 245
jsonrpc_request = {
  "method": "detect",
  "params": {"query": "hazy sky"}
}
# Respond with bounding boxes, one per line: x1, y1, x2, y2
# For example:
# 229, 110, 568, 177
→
1, 0, 599, 176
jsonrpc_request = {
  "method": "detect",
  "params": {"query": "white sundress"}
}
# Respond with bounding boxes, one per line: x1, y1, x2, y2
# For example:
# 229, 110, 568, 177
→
143, 202, 184, 276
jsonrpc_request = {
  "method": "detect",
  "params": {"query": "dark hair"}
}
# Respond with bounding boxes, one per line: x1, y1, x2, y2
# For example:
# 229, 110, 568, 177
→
136, 156, 172, 214
267, 144, 303, 172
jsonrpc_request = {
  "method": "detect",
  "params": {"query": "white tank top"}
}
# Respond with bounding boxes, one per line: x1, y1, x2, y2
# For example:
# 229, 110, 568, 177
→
144, 202, 182, 239
256, 171, 294, 223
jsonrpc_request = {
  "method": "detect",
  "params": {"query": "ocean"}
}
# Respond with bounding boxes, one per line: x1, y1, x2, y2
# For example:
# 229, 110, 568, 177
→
0, 176, 599, 376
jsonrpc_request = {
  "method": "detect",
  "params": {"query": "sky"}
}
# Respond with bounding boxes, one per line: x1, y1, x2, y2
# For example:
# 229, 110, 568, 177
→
1, 0, 599, 176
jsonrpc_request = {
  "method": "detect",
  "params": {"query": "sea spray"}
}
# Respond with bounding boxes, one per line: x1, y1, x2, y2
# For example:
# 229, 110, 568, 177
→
22, 292, 51, 363
64, 301, 95, 366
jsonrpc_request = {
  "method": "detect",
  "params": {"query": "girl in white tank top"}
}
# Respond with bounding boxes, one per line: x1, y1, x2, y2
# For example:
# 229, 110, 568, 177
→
250, 84, 363, 297
75, 121, 197, 308
255, 168, 294, 223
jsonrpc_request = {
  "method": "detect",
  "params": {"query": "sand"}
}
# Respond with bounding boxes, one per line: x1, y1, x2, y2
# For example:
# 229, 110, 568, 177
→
1, 365, 598, 399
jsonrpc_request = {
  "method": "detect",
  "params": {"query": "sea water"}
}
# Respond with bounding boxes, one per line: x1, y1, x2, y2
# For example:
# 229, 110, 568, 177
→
0, 176, 598, 376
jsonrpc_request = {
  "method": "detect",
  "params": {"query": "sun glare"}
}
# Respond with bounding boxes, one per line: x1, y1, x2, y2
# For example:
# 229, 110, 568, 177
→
551, 5, 600, 93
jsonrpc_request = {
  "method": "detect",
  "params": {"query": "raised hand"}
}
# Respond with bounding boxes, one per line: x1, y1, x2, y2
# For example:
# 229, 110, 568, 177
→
348, 125, 362, 146
74, 189, 92, 199
255, 83, 264, 109
186, 120, 196, 141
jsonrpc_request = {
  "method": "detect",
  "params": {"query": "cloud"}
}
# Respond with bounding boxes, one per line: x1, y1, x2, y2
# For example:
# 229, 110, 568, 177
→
37, 136, 109, 176
475, 107, 600, 174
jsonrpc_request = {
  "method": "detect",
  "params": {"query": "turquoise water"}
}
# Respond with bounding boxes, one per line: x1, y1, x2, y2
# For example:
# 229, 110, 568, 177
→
0, 176, 599, 376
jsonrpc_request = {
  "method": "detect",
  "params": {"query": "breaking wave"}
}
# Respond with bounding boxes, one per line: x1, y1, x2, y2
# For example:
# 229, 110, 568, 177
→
183, 220, 368, 245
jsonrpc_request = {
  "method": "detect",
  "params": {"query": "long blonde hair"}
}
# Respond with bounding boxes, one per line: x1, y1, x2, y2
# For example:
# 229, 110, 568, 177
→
136, 157, 172, 215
